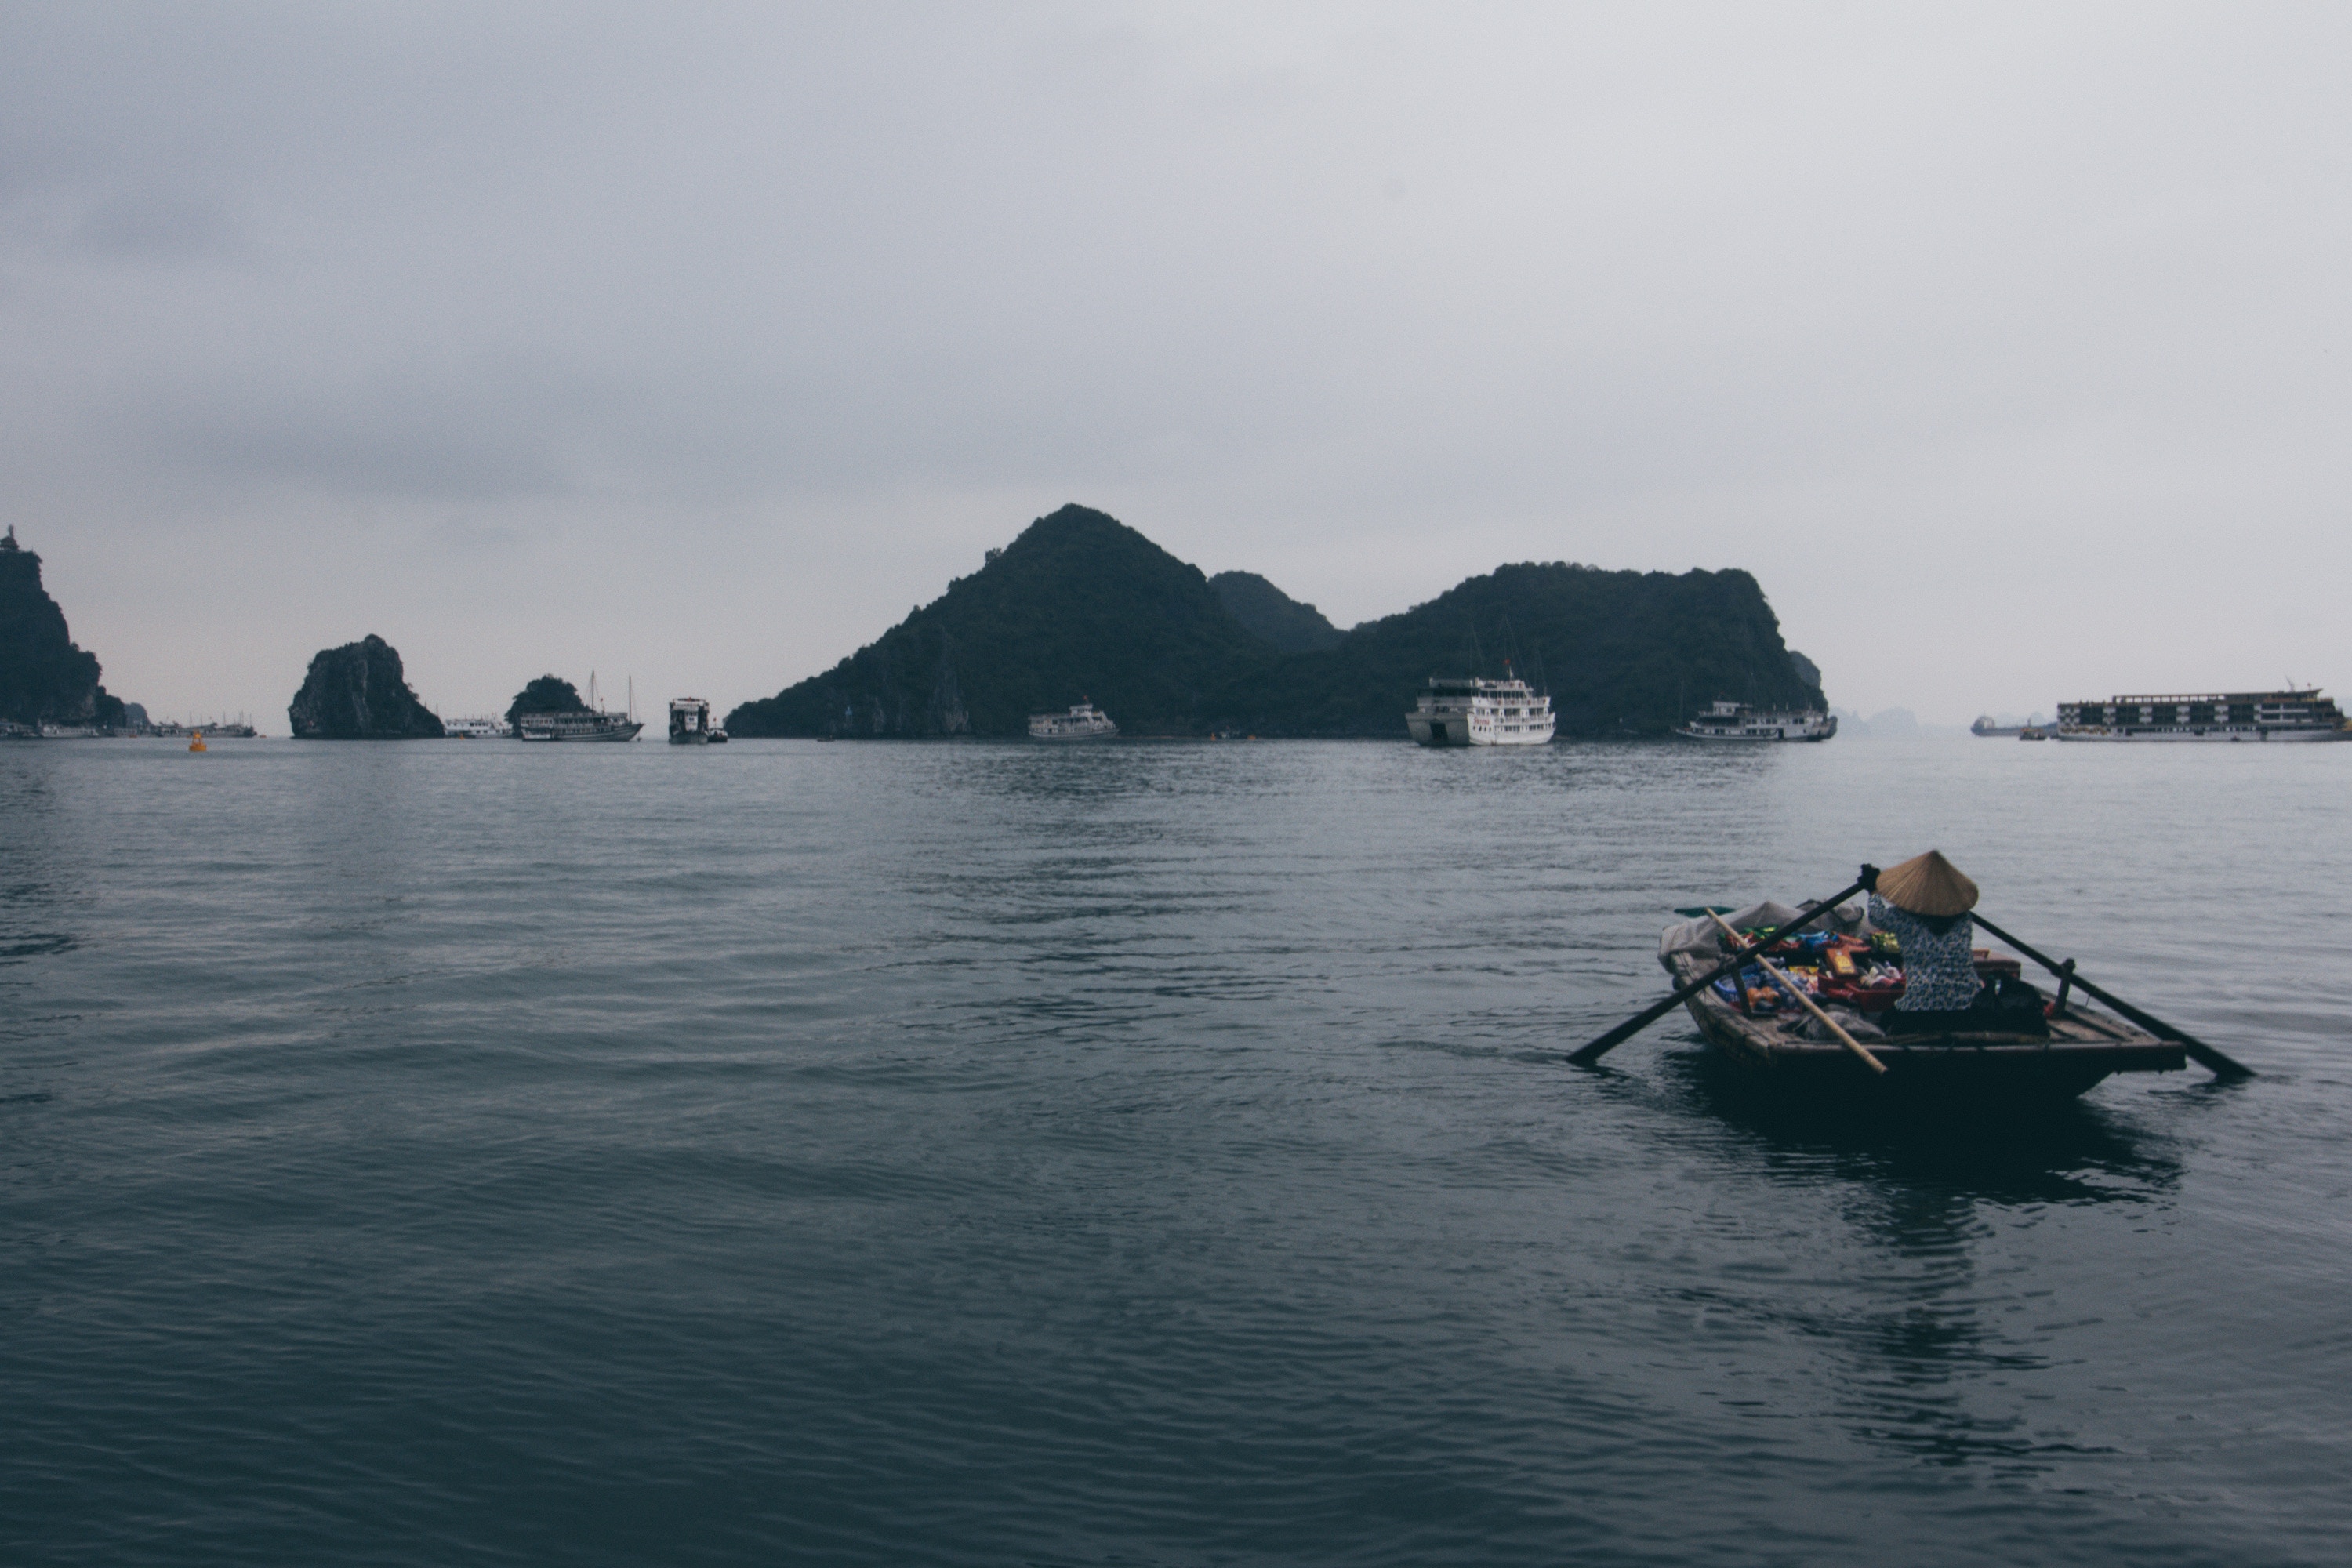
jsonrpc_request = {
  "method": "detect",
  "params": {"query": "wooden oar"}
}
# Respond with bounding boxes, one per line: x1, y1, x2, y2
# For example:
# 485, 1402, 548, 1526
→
1970, 912, 2253, 1080
1568, 866, 1879, 1066
1704, 910, 1886, 1074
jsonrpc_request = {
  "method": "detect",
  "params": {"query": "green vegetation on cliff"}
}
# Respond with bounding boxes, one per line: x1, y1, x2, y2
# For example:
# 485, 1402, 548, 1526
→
506, 675, 590, 726
0, 528, 126, 728
1207, 572, 1344, 653
726, 506, 1824, 739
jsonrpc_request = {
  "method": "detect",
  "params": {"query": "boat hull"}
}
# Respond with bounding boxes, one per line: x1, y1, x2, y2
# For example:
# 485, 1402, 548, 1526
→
1671, 728, 1836, 742
1406, 714, 1554, 746
2053, 728, 2346, 742
1661, 948, 2181, 1101
517, 721, 643, 742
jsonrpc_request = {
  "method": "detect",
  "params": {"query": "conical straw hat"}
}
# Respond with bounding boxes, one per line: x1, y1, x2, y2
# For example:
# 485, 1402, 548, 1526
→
1877, 849, 1978, 917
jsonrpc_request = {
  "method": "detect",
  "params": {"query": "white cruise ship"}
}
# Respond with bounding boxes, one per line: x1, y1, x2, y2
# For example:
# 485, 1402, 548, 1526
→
1029, 701, 1118, 739
1674, 699, 1837, 742
444, 716, 506, 739
1406, 675, 1555, 746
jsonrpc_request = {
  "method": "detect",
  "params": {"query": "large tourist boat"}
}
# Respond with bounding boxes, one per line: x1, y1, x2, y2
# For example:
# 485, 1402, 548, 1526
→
1674, 699, 1836, 742
2054, 689, 2349, 742
1029, 701, 1118, 739
1406, 673, 1555, 746
668, 697, 725, 744
444, 716, 506, 739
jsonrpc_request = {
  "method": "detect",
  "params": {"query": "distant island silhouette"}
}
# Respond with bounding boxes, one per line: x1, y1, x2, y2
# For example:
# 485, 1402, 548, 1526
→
0, 526, 129, 731
289, 636, 445, 739
726, 504, 1824, 739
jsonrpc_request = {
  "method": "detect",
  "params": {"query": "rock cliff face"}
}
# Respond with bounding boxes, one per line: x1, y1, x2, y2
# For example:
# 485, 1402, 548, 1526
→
288, 636, 445, 739
0, 527, 125, 728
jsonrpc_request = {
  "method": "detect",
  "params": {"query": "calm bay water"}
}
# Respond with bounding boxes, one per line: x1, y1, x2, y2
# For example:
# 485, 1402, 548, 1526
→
4, 736, 2348, 1566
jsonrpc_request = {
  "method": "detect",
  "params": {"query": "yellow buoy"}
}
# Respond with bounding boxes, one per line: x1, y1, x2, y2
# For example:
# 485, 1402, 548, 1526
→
189, 731, 206, 753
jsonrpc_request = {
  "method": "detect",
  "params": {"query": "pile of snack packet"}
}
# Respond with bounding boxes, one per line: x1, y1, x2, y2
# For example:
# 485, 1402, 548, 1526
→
1710, 929, 1907, 1018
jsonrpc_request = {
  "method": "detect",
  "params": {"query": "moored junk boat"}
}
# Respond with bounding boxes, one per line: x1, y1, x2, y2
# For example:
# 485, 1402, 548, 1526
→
1406, 670, 1555, 746
2055, 688, 2350, 742
1029, 701, 1118, 739
517, 674, 642, 742
517, 710, 643, 741
1653, 902, 2182, 1098
1675, 699, 1836, 742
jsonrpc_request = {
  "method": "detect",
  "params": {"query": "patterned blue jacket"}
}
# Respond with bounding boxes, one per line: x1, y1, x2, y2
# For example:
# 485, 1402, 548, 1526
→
1869, 895, 1981, 1011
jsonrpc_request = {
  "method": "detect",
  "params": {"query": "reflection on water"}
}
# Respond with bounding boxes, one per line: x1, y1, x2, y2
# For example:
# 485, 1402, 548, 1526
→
1662, 1047, 2199, 1478
1673, 1049, 2184, 1206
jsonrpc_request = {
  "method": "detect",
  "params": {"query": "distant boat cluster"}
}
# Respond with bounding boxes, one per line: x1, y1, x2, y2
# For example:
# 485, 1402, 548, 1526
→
448, 681, 727, 744
2, 715, 262, 740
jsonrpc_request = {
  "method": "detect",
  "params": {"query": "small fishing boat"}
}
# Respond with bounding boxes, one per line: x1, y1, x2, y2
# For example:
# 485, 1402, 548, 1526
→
1655, 901, 2183, 1098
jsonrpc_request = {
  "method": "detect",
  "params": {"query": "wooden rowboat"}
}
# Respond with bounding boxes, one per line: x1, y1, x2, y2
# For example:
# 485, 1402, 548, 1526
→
1659, 906, 2184, 1099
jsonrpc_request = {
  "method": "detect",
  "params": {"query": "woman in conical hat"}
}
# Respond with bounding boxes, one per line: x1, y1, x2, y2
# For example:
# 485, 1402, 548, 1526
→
1867, 850, 2040, 1035
1876, 849, 1977, 920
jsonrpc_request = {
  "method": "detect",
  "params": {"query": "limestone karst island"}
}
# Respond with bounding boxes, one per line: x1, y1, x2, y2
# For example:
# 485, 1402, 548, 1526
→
724, 504, 1824, 739
4, 506, 1831, 746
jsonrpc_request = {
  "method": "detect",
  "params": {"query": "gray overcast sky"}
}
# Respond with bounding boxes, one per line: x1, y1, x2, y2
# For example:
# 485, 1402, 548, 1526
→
5, 2, 2347, 726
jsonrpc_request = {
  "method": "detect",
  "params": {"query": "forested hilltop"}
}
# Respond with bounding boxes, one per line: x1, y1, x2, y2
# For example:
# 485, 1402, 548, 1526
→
725, 505, 1824, 739
728, 506, 1265, 737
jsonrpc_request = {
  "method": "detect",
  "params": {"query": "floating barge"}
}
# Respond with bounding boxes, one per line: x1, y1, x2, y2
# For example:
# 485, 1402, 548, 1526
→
1657, 902, 2183, 1098
2055, 688, 2348, 742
